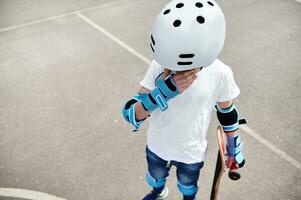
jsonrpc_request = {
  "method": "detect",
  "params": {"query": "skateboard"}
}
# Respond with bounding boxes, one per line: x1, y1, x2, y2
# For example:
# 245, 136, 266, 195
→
210, 119, 247, 200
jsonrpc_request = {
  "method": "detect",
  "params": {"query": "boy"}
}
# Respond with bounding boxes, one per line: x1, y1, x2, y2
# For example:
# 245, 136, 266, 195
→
122, 0, 245, 199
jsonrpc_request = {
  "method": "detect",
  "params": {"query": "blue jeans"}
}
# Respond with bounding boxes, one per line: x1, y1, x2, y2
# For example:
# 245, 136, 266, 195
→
145, 147, 204, 199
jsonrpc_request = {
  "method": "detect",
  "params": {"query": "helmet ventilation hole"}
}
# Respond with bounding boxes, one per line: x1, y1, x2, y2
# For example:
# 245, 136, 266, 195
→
179, 54, 195, 58
151, 35, 156, 45
173, 20, 181, 27
178, 62, 193, 65
196, 16, 205, 24
195, 2, 203, 8
163, 9, 171, 15
207, 1, 214, 6
176, 3, 184, 8
150, 43, 155, 52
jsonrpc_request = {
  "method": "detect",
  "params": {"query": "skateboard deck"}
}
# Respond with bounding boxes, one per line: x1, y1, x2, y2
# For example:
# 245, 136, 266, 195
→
210, 126, 226, 200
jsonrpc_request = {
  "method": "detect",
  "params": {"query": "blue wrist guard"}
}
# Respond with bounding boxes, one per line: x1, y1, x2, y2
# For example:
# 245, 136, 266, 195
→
227, 132, 245, 167
122, 73, 180, 132
216, 104, 240, 132
122, 94, 147, 132
141, 73, 180, 112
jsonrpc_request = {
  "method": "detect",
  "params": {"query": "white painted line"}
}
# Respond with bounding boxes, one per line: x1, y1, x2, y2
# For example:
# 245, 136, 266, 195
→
0, 188, 67, 200
0, 13, 74, 33
75, 12, 151, 65
0, 0, 132, 33
241, 125, 301, 170
0, 0, 299, 33
76, 13, 301, 171
78, 0, 137, 13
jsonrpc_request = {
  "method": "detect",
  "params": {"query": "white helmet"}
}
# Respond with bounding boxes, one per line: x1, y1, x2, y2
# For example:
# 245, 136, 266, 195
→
150, 0, 226, 71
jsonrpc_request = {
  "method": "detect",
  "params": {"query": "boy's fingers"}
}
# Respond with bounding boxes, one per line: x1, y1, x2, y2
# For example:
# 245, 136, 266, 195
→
163, 68, 171, 79
183, 76, 196, 86
184, 68, 200, 77
176, 76, 192, 85
182, 68, 199, 75
175, 73, 197, 84
177, 77, 197, 92
181, 70, 196, 77
174, 69, 198, 80
174, 73, 191, 82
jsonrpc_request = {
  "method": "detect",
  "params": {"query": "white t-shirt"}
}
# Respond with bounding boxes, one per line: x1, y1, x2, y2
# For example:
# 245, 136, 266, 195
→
140, 59, 240, 164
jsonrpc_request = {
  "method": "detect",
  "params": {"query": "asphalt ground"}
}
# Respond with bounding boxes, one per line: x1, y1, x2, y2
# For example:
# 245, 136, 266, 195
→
0, 0, 300, 200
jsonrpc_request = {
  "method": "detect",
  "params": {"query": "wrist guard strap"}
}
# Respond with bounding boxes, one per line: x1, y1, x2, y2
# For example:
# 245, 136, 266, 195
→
141, 73, 180, 112
122, 94, 146, 132
155, 73, 179, 100
227, 133, 244, 165
216, 104, 240, 132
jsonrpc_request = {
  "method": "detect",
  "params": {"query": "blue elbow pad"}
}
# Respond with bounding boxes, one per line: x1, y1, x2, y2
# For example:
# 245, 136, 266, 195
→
216, 104, 240, 132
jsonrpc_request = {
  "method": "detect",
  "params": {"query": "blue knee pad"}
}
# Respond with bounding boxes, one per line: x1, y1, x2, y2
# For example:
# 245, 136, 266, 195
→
146, 172, 166, 188
177, 182, 198, 196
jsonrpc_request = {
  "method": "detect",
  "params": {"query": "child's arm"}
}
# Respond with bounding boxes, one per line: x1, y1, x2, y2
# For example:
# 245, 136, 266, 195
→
135, 69, 199, 120
134, 87, 152, 121
122, 68, 199, 131
216, 100, 245, 168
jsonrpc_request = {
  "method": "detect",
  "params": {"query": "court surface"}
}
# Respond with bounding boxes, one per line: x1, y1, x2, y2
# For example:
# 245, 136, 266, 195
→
0, 0, 300, 199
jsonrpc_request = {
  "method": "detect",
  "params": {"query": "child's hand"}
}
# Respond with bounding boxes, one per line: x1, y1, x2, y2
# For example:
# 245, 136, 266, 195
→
163, 68, 200, 93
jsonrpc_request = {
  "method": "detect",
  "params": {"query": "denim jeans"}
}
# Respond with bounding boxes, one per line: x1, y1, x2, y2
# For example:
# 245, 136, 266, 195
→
145, 146, 204, 199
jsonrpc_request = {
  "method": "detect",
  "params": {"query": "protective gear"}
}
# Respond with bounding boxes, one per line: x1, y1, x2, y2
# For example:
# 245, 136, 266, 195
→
227, 133, 245, 168
177, 181, 198, 196
146, 172, 167, 188
122, 73, 180, 131
150, 0, 226, 71
142, 73, 180, 112
122, 94, 146, 132
216, 104, 240, 132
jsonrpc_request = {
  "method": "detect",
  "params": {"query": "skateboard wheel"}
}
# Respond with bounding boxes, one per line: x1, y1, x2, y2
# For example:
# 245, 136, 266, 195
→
228, 171, 241, 181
